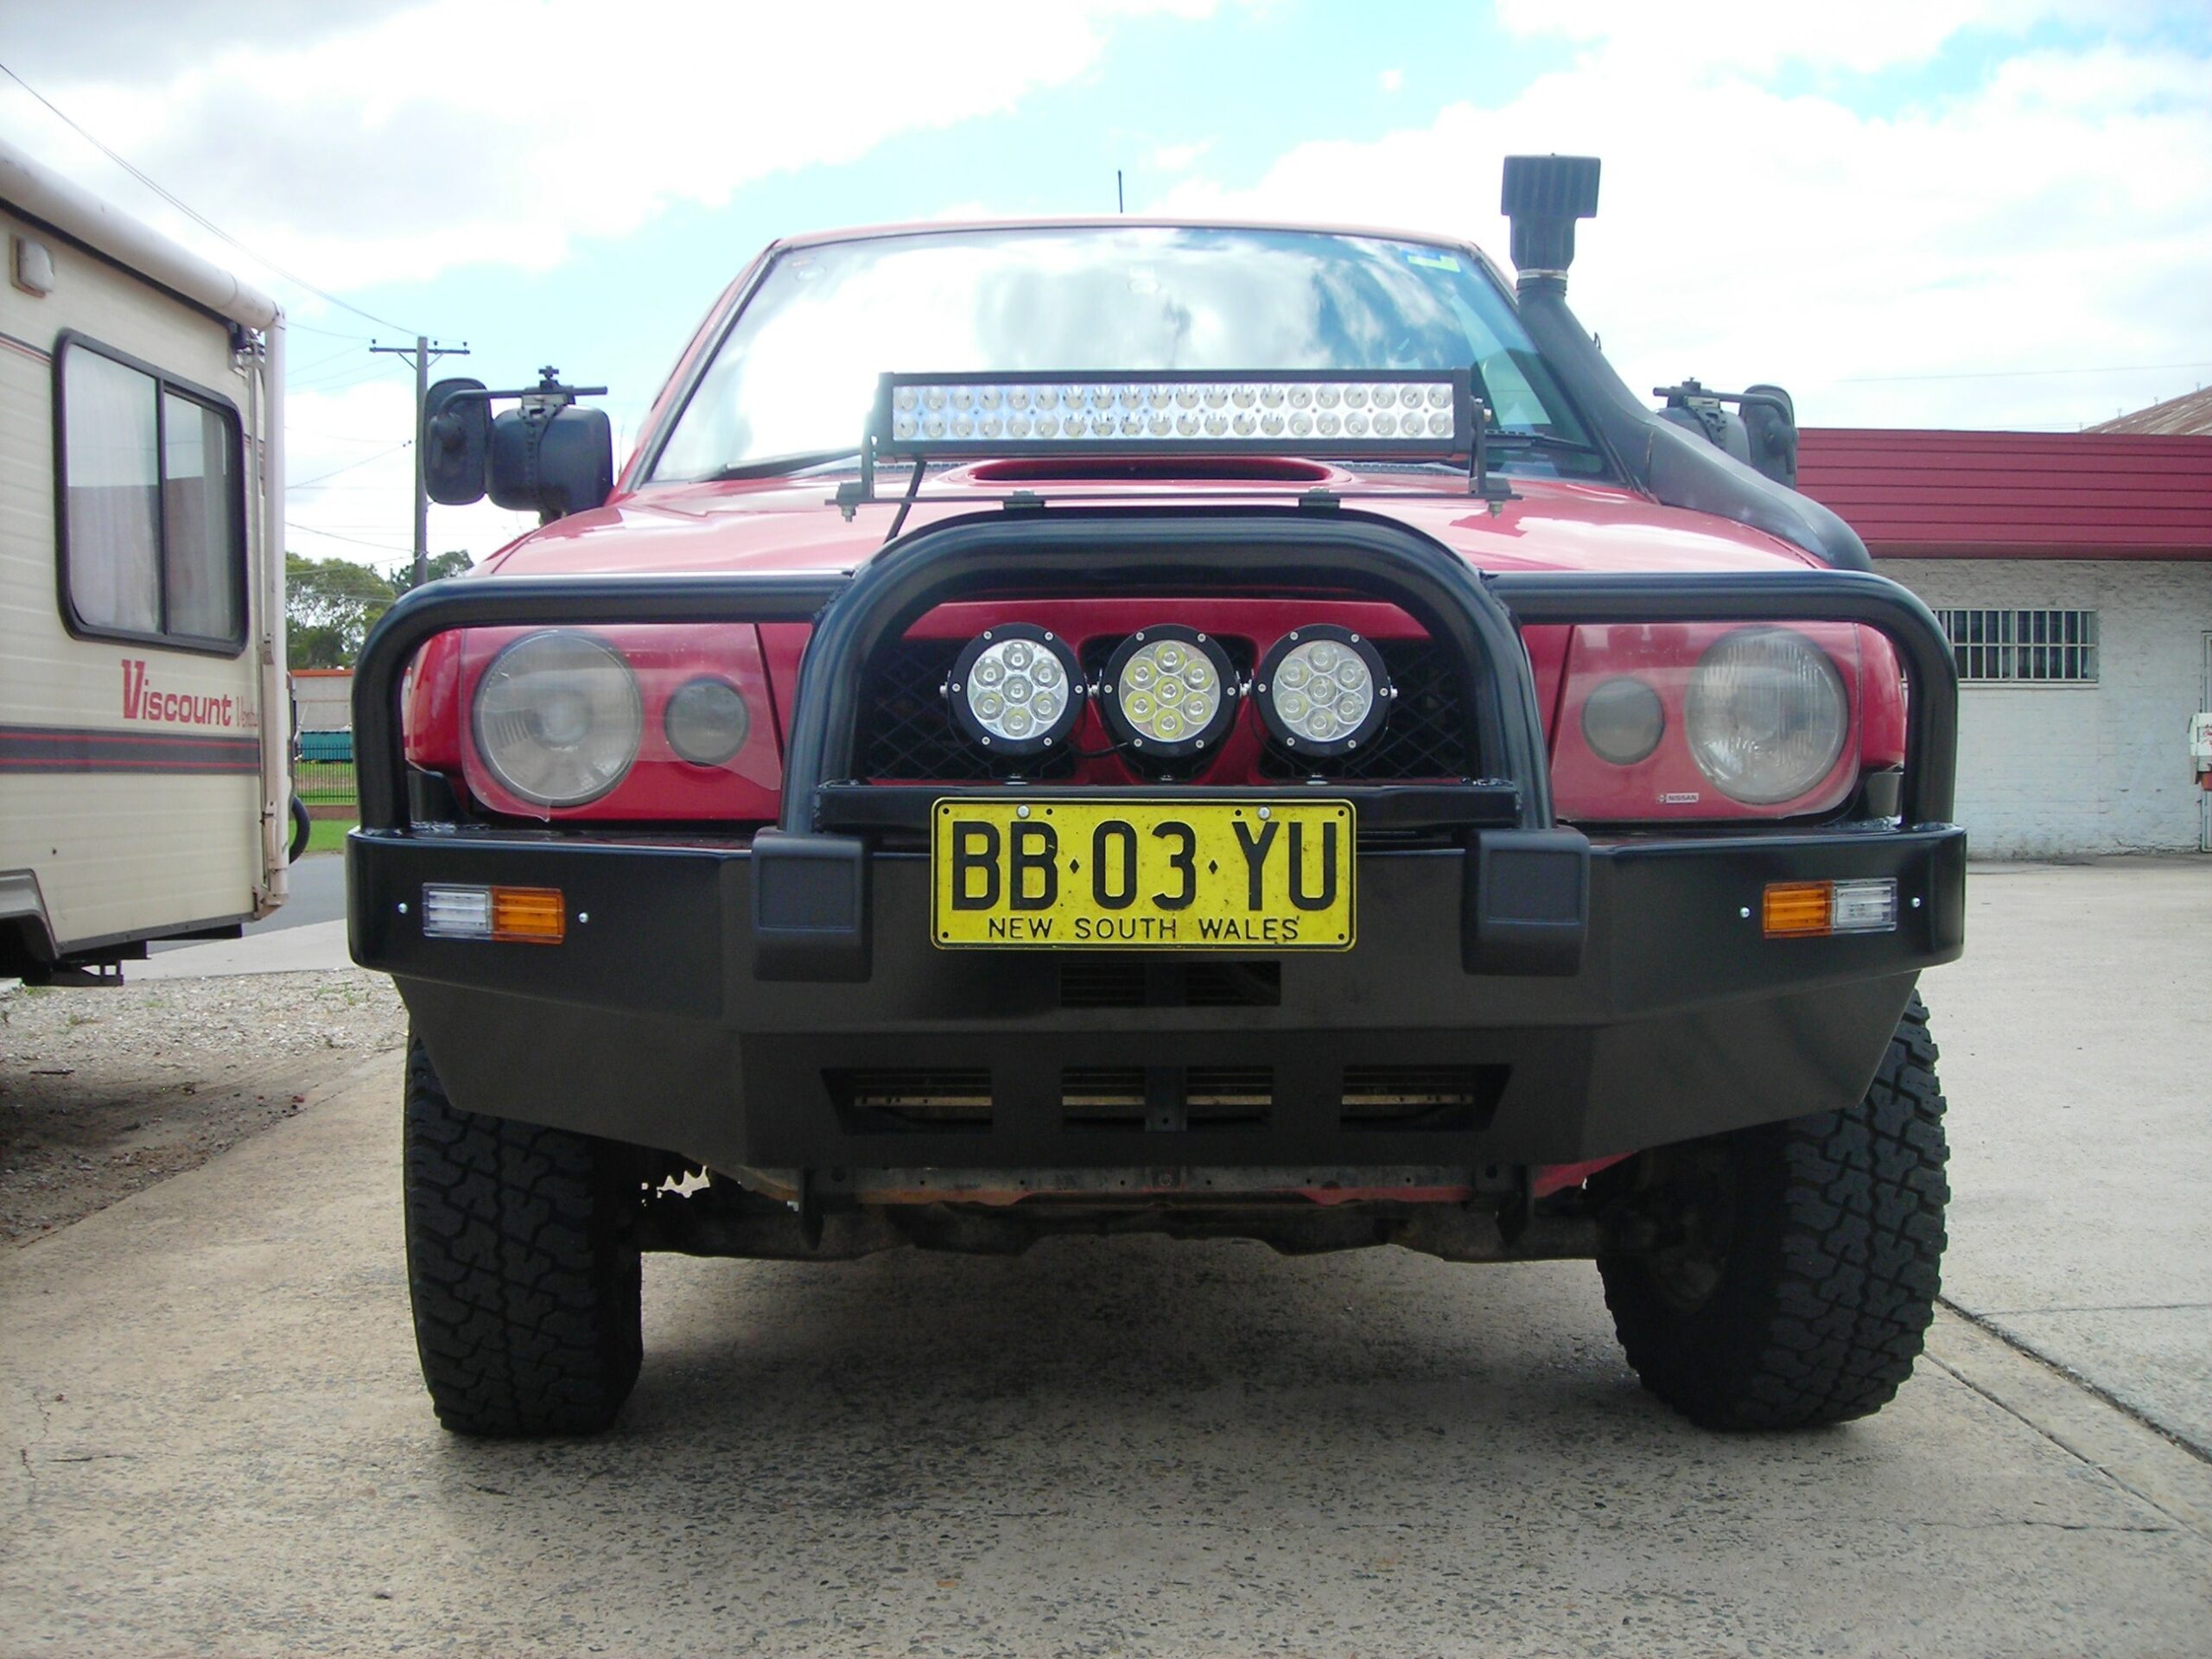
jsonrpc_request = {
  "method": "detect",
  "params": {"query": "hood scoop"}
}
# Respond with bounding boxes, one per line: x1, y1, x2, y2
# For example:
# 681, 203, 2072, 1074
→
957, 454, 1336, 486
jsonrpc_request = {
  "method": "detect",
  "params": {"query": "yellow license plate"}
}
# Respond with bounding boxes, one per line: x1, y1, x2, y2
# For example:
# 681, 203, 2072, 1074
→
931, 798, 1356, 950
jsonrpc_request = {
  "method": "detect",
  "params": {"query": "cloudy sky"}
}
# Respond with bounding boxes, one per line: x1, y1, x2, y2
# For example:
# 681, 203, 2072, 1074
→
4, 0, 2208, 571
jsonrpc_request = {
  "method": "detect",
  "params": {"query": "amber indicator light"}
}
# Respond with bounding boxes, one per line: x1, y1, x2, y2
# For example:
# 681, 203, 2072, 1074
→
491, 887, 567, 944
1762, 881, 1834, 938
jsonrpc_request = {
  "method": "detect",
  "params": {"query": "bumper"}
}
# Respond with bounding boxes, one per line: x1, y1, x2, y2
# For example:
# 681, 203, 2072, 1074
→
348, 506, 1966, 1179
351, 823, 1963, 1171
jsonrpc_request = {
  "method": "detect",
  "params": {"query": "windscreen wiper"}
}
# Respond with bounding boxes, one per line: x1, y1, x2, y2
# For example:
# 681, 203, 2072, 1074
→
703, 448, 862, 482
1487, 431, 1600, 456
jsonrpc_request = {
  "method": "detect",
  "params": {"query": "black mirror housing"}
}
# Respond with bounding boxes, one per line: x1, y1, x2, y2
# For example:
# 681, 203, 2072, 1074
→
422, 378, 491, 505
1740, 383, 1799, 490
488, 405, 614, 523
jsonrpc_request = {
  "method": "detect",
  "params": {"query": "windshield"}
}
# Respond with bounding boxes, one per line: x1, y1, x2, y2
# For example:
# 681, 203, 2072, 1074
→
649, 225, 1594, 480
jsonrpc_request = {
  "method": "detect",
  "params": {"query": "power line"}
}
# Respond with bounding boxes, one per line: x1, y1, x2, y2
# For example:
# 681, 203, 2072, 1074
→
0, 58, 422, 336
288, 441, 411, 492
286, 318, 378, 342
1840, 359, 2212, 385
285, 520, 414, 555
290, 355, 410, 393
288, 342, 365, 379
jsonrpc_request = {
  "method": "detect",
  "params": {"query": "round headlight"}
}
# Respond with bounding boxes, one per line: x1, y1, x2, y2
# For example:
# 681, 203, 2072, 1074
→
1255, 625, 1392, 757
1100, 626, 1239, 757
1684, 627, 1848, 804
1581, 676, 1665, 766
664, 677, 751, 767
948, 624, 1084, 756
473, 630, 642, 807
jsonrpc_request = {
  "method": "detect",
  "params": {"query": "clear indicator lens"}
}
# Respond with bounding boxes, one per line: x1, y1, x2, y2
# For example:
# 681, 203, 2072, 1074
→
421, 884, 493, 939
474, 631, 642, 807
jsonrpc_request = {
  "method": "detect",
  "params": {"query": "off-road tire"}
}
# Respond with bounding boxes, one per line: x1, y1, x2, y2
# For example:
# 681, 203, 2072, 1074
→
1596, 993, 1949, 1429
402, 1039, 644, 1436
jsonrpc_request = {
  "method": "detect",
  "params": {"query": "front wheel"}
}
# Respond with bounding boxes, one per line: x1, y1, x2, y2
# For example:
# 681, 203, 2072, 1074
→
402, 1039, 645, 1436
1596, 992, 1950, 1429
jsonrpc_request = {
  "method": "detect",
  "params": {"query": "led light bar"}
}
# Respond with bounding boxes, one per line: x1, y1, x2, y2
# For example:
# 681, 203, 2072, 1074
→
872, 369, 1475, 459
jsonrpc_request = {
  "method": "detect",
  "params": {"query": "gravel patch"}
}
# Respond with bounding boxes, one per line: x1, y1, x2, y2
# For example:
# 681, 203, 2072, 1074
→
0, 969, 405, 1246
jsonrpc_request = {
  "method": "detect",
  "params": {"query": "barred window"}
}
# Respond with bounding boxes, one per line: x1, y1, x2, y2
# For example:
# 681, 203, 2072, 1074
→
1936, 608, 2098, 683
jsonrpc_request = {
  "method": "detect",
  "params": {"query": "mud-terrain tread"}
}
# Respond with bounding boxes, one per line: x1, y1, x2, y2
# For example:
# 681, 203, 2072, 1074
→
403, 1039, 642, 1436
1599, 994, 1949, 1429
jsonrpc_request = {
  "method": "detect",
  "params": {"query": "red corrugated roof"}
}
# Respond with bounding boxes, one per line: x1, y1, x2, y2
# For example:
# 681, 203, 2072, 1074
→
1796, 429, 2212, 559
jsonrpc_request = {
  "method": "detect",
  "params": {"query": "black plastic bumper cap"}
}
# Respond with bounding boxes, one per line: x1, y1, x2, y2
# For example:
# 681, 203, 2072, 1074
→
1465, 828, 1590, 976
751, 830, 871, 982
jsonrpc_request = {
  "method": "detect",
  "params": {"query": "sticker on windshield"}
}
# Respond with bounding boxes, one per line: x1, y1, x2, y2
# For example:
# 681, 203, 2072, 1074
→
1405, 251, 1462, 272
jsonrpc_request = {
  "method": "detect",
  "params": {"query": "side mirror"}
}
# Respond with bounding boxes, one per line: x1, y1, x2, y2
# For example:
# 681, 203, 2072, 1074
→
422, 378, 491, 505
1653, 378, 1800, 490
488, 404, 614, 523
1740, 383, 1797, 490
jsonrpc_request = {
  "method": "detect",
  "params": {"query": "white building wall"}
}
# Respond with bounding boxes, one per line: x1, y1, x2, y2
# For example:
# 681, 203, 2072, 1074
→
1877, 559, 2211, 856
290, 671, 353, 732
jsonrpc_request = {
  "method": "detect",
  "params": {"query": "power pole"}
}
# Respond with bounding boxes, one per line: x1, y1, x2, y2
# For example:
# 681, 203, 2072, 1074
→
369, 334, 469, 589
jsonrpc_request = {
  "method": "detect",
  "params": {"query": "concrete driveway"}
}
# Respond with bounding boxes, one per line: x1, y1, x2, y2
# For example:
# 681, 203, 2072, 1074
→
3, 860, 2209, 1656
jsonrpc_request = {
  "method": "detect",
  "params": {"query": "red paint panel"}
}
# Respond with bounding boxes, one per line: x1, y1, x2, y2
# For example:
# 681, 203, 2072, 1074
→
1550, 621, 1873, 823
442, 623, 785, 823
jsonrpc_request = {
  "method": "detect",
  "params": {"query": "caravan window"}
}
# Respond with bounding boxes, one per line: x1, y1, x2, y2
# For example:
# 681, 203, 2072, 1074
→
58, 337, 245, 654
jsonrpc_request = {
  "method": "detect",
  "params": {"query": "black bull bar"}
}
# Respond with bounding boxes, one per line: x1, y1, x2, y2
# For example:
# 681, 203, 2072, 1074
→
352, 507, 1959, 981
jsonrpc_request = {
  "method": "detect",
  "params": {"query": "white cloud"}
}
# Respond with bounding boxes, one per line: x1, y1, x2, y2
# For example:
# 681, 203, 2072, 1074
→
1378, 68, 1403, 93
1, 0, 1234, 292
1149, 139, 1213, 172
1158, 18, 2212, 429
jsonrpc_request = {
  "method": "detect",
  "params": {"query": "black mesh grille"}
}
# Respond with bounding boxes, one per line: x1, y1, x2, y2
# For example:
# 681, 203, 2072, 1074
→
1260, 638, 1470, 780
855, 639, 1076, 781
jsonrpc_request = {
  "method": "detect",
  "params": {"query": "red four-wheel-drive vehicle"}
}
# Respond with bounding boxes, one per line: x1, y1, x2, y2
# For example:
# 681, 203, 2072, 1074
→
349, 156, 1960, 1438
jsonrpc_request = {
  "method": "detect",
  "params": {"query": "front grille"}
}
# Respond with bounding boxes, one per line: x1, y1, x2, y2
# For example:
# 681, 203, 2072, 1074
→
1260, 638, 1469, 779
826, 1067, 992, 1132
855, 639, 1076, 781
1061, 1065, 1273, 1129
822, 1060, 1504, 1137
855, 633, 1468, 783
1340, 1065, 1504, 1132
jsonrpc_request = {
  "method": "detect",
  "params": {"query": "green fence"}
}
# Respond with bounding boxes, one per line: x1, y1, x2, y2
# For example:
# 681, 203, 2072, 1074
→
296, 729, 356, 805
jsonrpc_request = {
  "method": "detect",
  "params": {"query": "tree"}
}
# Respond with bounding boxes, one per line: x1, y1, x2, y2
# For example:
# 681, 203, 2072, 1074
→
389, 550, 475, 595
286, 553, 397, 668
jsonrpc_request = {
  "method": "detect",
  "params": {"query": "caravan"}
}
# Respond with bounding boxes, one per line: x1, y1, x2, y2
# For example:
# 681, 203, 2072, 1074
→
1, 137, 290, 982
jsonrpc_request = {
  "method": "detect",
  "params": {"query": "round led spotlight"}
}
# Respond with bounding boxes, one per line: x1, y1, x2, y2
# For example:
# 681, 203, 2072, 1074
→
664, 676, 751, 767
1580, 676, 1664, 766
1256, 625, 1393, 757
947, 623, 1084, 756
1102, 626, 1238, 756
